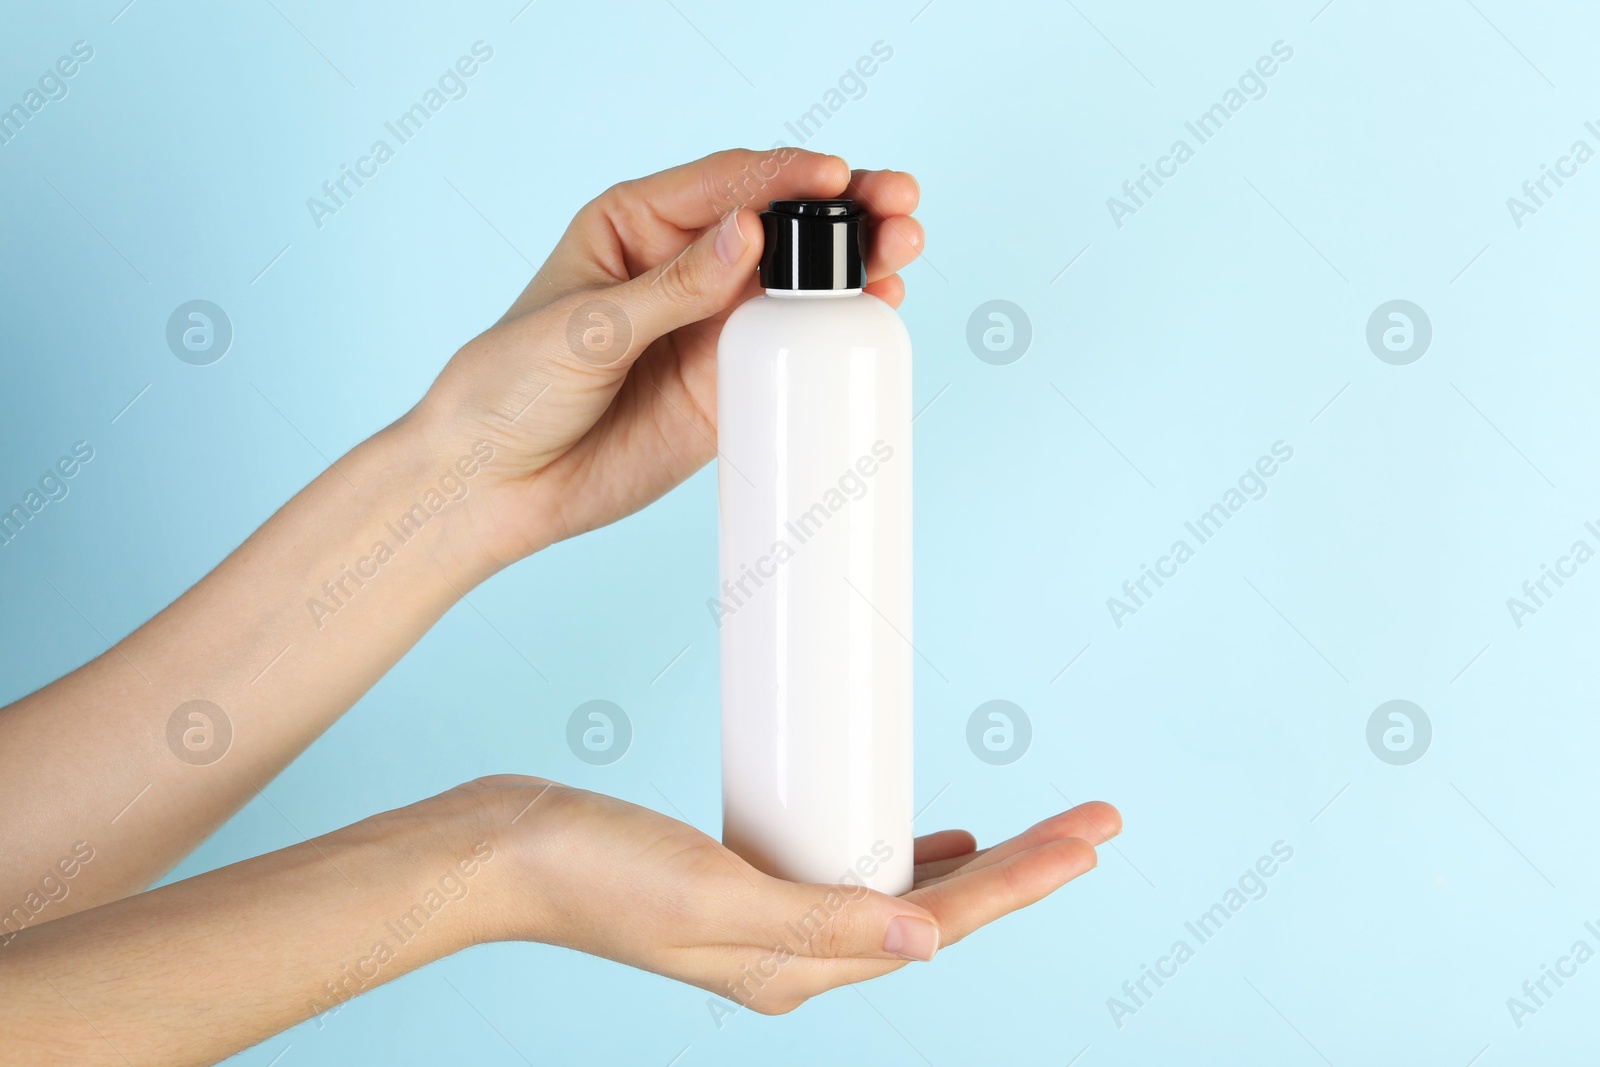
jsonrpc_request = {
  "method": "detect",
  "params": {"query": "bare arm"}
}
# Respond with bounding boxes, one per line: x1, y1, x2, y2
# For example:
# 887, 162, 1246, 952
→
0, 776, 1117, 1066
0, 419, 491, 916
0, 152, 1120, 1062
0, 148, 899, 914
0, 786, 489, 1066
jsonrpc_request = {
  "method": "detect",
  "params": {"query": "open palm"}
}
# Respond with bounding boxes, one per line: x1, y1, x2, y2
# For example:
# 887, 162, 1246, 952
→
460, 775, 1119, 1014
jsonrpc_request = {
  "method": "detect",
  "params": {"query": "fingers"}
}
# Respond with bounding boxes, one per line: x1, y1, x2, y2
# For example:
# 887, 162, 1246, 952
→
587, 207, 763, 366
866, 218, 922, 284
523, 154, 920, 318
865, 217, 922, 283
913, 829, 977, 865
615, 158, 919, 285
908, 837, 1098, 947
864, 272, 904, 308
846, 168, 923, 284
847, 168, 920, 218
914, 802, 1121, 885
514, 149, 850, 318
685, 875, 944, 1016
614, 148, 850, 232
1056, 800, 1122, 845
765, 879, 943, 963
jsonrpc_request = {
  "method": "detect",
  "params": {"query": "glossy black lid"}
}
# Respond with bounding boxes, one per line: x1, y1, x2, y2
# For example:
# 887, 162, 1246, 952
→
758, 199, 864, 291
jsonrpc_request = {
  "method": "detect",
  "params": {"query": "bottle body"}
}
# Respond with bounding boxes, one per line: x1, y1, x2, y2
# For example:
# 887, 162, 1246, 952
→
716, 289, 914, 895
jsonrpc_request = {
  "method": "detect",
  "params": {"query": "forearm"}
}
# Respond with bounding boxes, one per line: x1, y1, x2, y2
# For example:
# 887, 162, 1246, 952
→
0, 794, 495, 1067
0, 414, 504, 911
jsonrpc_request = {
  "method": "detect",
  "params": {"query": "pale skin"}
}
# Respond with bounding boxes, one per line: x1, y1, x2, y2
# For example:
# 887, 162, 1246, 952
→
0, 148, 1122, 1065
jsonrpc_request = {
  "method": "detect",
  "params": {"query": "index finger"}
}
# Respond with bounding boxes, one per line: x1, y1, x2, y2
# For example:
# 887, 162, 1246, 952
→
914, 829, 978, 865
517, 148, 853, 314
614, 147, 851, 231
914, 802, 1122, 885
908, 837, 1099, 948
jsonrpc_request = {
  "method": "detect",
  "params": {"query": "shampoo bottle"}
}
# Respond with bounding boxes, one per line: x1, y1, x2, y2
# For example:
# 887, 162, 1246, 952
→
716, 200, 913, 895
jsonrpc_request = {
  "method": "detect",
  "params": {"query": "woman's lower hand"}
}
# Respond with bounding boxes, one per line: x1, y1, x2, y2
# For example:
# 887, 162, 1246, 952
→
451, 776, 1119, 1014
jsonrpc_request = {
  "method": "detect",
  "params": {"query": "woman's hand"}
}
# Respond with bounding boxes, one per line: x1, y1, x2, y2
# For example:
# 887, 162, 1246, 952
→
0, 776, 1117, 1066
0, 148, 923, 917
456, 776, 1119, 1015
413, 148, 926, 577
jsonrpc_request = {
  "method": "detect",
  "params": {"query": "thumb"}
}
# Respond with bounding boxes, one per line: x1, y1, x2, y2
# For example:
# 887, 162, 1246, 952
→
772, 882, 942, 963
603, 208, 762, 358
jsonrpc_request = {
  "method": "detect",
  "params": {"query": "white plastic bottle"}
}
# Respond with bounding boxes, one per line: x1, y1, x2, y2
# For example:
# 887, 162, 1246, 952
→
715, 200, 913, 895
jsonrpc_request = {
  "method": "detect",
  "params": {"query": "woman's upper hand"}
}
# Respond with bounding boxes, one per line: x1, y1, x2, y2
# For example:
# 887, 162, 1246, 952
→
454, 776, 1117, 1016
411, 148, 925, 580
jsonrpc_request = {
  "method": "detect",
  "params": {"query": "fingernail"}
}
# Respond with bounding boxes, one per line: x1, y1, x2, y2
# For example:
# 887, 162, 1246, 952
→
714, 211, 747, 266
883, 916, 939, 961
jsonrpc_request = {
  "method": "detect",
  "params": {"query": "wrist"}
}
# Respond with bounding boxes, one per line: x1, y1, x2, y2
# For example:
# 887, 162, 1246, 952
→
358, 792, 511, 957
388, 394, 565, 581
415, 775, 568, 947
357, 411, 519, 591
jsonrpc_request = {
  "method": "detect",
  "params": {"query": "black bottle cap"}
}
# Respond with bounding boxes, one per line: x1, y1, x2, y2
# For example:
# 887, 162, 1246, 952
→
758, 200, 864, 291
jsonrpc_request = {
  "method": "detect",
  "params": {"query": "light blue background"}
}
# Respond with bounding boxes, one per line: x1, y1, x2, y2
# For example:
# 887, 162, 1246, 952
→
3, 0, 1597, 1063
